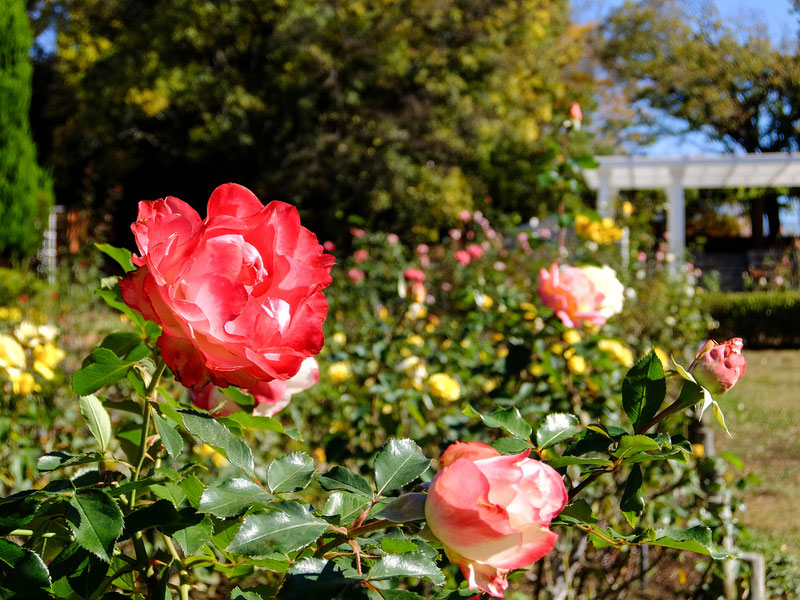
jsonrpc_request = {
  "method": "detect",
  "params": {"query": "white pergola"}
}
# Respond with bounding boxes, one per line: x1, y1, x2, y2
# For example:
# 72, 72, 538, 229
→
582, 153, 800, 258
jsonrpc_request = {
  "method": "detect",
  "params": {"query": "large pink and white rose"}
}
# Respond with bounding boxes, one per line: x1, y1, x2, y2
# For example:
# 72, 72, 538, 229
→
689, 338, 747, 396
191, 357, 320, 417
538, 263, 608, 328
425, 442, 568, 598
120, 183, 335, 391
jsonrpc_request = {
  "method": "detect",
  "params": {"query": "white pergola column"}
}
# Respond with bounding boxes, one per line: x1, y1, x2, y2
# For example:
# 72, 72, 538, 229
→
596, 171, 616, 218
666, 167, 685, 261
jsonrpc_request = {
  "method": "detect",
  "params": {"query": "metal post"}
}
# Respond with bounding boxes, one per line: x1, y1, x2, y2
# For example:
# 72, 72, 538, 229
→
666, 167, 686, 265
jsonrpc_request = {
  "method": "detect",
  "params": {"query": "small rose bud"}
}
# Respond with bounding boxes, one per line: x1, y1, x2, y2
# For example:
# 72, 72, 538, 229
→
689, 338, 747, 396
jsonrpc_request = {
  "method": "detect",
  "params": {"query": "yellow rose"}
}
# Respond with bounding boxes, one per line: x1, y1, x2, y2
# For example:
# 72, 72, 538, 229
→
549, 343, 564, 356
598, 339, 634, 368
428, 373, 461, 402
621, 201, 634, 216
33, 344, 65, 381
328, 361, 353, 384
563, 330, 582, 346
11, 371, 39, 395
0, 335, 26, 370
332, 332, 347, 345
406, 335, 425, 347
567, 355, 587, 375
529, 364, 544, 377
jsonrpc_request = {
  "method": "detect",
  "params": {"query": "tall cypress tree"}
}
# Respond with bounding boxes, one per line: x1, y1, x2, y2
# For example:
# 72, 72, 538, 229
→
0, 0, 53, 262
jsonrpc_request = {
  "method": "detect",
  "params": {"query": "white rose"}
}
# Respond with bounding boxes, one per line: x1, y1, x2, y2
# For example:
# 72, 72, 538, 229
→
580, 265, 624, 319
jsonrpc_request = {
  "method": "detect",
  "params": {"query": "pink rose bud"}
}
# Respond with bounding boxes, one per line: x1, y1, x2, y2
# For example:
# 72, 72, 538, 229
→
455, 250, 471, 265
353, 249, 369, 263
689, 338, 747, 396
386, 233, 399, 244
323, 240, 336, 252
404, 268, 426, 283
537, 263, 607, 328
120, 184, 334, 391
569, 102, 582, 121
350, 227, 365, 238
416, 243, 429, 255
425, 442, 567, 598
467, 244, 483, 259
347, 268, 365, 283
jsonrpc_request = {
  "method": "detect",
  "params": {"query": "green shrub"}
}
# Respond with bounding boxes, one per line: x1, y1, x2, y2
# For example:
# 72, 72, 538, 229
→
704, 291, 800, 348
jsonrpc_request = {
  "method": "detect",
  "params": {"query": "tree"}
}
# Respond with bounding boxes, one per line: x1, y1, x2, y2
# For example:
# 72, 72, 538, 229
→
0, 0, 53, 261
595, 0, 800, 242
32, 0, 595, 243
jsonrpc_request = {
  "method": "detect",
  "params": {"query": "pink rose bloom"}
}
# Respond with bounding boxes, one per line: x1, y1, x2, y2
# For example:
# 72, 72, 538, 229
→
348, 268, 365, 283
192, 357, 319, 417
466, 230, 475, 239
323, 240, 336, 252
537, 263, 607, 328
494, 261, 506, 271
467, 244, 483, 259
404, 268, 426, 283
689, 338, 747, 396
411, 282, 426, 303
637, 251, 647, 263
420, 255, 430, 267
350, 227, 365, 238
353, 249, 369, 264
425, 442, 567, 598
569, 102, 582, 121
386, 233, 399, 244
449, 229, 462, 241
455, 250, 471, 265
120, 184, 334, 391
416, 244, 430, 255
442, 282, 453, 291
459, 210, 471, 222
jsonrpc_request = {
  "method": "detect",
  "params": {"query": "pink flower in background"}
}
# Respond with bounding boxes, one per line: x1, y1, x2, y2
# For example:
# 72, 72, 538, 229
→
494, 261, 506, 272
449, 229, 462, 241
347, 268, 365, 283
192, 357, 319, 417
404, 268, 426, 283
323, 240, 336, 252
455, 250, 472, 265
420, 255, 431, 267
353, 249, 369, 263
425, 442, 567, 598
120, 183, 334, 391
442, 282, 453, 291
459, 210, 471, 221
416, 244, 430, 255
387, 233, 399, 244
411, 282, 427, 303
537, 263, 607, 328
637, 252, 647, 263
689, 338, 747, 396
569, 102, 582, 121
467, 244, 483, 259
350, 227, 365, 238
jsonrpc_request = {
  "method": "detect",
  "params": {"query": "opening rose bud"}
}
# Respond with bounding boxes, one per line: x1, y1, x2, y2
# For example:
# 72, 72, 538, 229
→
689, 338, 747, 396
425, 442, 568, 598
120, 183, 335, 391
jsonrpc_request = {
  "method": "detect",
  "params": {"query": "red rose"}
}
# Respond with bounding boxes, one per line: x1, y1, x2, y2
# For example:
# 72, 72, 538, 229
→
120, 183, 335, 390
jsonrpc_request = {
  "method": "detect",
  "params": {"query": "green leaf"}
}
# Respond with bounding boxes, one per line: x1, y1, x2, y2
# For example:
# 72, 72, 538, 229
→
37, 451, 105, 473
267, 453, 315, 494
373, 439, 430, 496
556, 499, 598, 525
491, 437, 534, 454
0, 539, 51, 591
73, 348, 138, 396
367, 551, 445, 585
223, 412, 298, 438
121, 500, 202, 539
377, 493, 427, 523
227, 502, 329, 556
179, 475, 205, 508
613, 435, 660, 459
322, 492, 370, 525
649, 526, 726, 559
231, 588, 268, 600
546, 456, 613, 468
173, 515, 213, 555
100, 332, 149, 361
153, 412, 183, 459
536, 413, 581, 449
95, 243, 135, 272
199, 478, 273, 518
480, 406, 532, 439
620, 464, 644, 527
317, 467, 373, 498
66, 489, 124, 562
79, 395, 112, 453
180, 410, 255, 476
95, 285, 146, 328
380, 538, 418, 554
622, 351, 666, 431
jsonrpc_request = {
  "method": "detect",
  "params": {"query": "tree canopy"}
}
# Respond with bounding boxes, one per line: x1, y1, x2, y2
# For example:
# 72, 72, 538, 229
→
32, 0, 595, 242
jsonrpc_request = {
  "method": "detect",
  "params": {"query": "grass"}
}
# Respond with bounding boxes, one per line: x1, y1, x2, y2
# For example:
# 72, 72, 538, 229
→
713, 349, 800, 554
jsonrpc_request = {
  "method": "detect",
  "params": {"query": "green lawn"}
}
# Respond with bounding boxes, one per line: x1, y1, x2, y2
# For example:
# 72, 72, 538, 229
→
714, 349, 800, 552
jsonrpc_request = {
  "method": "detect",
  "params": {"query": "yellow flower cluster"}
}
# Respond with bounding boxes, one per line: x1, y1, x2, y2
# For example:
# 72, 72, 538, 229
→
575, 215, 623, 245
328, 361, 353, 384
428, 373, 461, 402
0, 322, 65, 396
598, 339, 634, 367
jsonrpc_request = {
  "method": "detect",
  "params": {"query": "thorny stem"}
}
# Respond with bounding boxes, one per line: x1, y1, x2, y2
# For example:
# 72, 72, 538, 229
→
315, 519, 396, 557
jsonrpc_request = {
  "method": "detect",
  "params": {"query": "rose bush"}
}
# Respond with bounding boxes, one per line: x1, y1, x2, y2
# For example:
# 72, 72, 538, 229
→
120, 183, 335, 390
425, 441, 568, 598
